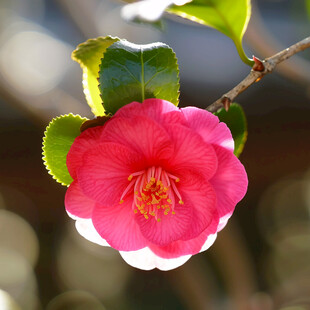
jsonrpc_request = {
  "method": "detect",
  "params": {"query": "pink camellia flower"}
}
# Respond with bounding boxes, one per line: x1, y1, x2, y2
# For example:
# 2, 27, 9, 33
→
65, 98, 248, 270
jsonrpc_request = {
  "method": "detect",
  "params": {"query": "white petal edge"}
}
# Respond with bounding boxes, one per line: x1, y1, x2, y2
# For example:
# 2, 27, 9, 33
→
67, 212, 110, 247
119, 247, 192, 271
217, 214, 232, 232
75, 219, 110, 247
67, 211, 217, 270
220, 138, 234, 152
199, 233, 217, 253
120, 233, 217, 271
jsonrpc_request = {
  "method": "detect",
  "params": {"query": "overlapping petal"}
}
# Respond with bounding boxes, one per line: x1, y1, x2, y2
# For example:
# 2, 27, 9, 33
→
120, 247, 192, 271
166, 124, 218, 180
114, 98, 186, 127
92, 200, 147, 251
178, 181, 218, 240
135, 202, 193, 246
209, 145, 248, 230
78, 142, 144, 205
67, 126, 103, 179
149, 227, 218, 259
182, 106, 234, 152
101, 115, 174, 164
75, 218, 110, 247
65, 180, 95, 219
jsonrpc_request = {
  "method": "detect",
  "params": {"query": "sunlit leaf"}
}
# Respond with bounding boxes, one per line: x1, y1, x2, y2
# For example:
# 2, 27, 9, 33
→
72, 36, 119, 116
168, 0, 253, 66
42, 114, 88, 186
99, 40, 180, 115
214, 103, 247, 157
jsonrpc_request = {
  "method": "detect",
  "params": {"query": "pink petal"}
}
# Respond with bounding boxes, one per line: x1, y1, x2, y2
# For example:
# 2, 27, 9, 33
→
119, 247, 192, 271
78, 142, 144, 205
149, 227, 217, 259
100, 115, 174, 165
166, 124, 218, 180
67, 126, 103, 179
75, 218, 110, 247
209, 145, 248, 230
135, 202, 193, 246
114, 98, 186, 126
65, 180, 95, 219
182, 106, 234, 152
92, 200, 147, 251
178, 181, 218, 240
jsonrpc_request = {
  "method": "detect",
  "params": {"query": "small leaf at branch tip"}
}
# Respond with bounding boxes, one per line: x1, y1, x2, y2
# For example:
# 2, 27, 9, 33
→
252, 56, 265, 72
80, 116, 111, 132
222, 97, 231, 112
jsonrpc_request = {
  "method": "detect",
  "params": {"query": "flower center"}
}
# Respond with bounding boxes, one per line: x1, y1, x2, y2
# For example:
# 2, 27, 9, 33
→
120, 166, 183, 222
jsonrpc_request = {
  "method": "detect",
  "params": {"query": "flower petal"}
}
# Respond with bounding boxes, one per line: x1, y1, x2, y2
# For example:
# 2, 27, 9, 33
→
179, 181, 218, 240
182, 106, 234, 152
100, 115, 173, 165
67, 126, 103, 179
78, 142, 144, 205
167, 124, 218, 180
209, 145, 248, 230
114, 99, 186, 126
199, 233, 217, 252
65, 180, 95, 219
120, 247, 192, 271
75, 218, 110, 247
149, 228, 217, 258
135, 202, 193, 246
92, 200, 147, 251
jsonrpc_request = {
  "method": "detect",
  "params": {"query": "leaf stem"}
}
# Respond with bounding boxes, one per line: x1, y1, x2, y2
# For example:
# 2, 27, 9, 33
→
235, 40, 254, 67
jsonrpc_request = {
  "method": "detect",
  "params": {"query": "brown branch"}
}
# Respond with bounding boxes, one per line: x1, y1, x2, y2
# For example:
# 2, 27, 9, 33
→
207, 36, 310, 113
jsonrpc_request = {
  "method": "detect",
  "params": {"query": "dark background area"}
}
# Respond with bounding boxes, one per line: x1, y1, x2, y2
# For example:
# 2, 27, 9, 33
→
0, 0, 310, 309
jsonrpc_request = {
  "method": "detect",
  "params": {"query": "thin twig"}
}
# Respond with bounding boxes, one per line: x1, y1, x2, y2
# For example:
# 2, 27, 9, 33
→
207, 36, 310, 113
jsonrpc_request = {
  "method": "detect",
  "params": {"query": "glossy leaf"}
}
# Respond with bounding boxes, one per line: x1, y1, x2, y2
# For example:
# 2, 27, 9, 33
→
98, 40, 180, 115
168, 0, 254, 66
72, 36, 119, 116
42, 114, 88, 186
214, 103, 247, 157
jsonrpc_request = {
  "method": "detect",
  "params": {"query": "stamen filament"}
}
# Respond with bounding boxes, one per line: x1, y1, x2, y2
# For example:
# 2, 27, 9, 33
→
120, 166, 184, 221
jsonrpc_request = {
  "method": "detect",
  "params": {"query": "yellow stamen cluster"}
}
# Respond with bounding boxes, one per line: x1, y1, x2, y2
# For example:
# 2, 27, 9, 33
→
119, 167, 183, 222
135, 177, 173, 221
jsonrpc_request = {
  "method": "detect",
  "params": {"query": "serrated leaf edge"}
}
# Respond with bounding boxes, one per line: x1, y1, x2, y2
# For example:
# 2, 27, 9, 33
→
42, 113, 88, 186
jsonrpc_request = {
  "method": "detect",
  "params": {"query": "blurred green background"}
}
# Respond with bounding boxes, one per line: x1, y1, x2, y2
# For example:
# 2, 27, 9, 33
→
0, 0, 310, 309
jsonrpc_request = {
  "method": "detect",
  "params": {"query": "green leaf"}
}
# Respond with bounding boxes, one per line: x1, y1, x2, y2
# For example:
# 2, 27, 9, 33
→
214, 103, 247, 157
98, 40, 180, 115
72, 36, 119, 116
167, 0, 254, 66
307, 0, 310, 19
42, 114, 88, 186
